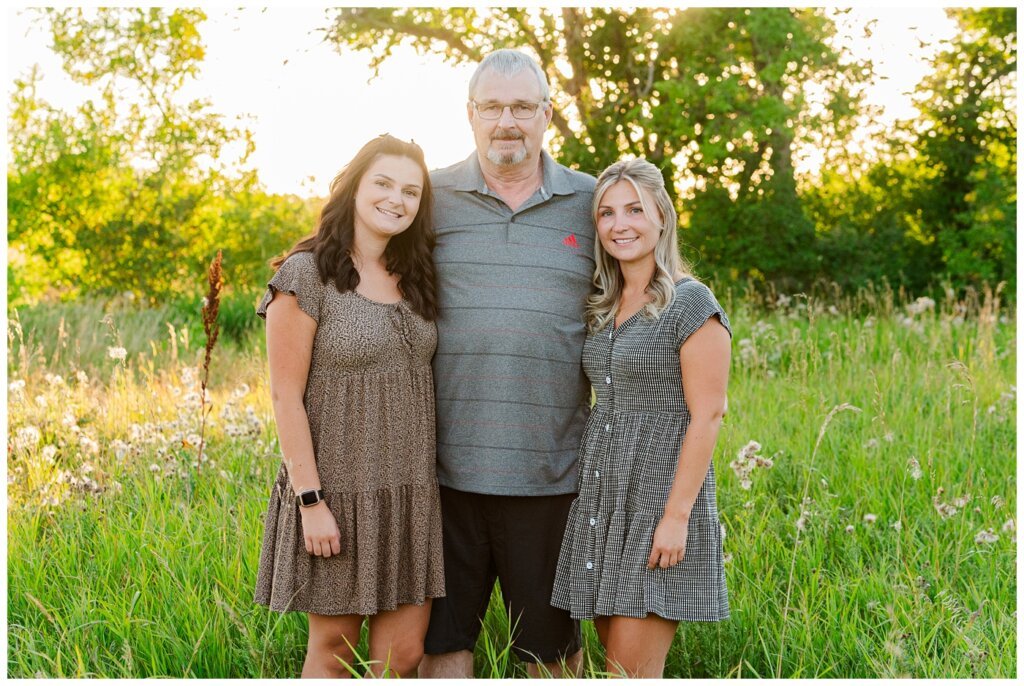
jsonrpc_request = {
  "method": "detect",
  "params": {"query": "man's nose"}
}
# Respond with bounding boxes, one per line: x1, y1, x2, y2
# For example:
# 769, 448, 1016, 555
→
497, 105, 518, 127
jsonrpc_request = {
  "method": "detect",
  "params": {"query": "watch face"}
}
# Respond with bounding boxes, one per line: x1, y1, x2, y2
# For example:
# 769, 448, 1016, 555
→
300, 491, 318, 506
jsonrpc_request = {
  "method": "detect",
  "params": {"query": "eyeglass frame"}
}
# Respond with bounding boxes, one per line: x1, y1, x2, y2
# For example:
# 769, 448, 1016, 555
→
469, 99, 551, 120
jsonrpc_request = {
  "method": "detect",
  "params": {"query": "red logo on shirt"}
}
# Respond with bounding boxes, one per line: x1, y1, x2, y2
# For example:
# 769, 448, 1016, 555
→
563, 234, 579, 249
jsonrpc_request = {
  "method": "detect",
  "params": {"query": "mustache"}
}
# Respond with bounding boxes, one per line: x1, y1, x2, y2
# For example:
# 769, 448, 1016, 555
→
491, 128, 525, 141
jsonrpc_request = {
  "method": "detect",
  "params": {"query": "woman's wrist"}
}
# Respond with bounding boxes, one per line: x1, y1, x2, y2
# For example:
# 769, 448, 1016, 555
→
663, 503, 692, 521
298, 500, 328, 516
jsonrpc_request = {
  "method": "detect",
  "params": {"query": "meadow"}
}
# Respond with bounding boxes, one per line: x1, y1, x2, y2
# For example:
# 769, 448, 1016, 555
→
6, 282, 1017, 678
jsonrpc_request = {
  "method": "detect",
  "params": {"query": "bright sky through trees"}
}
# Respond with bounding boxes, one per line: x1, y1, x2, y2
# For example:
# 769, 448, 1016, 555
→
8, 6, 957, 197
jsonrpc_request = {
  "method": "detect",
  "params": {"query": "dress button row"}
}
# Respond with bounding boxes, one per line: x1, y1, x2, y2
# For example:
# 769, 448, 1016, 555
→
605, 424, 610, 432
605, 376, 611, 384
594, 470, 600, 478
589, 517, 596, 526
586, 561, 594, 570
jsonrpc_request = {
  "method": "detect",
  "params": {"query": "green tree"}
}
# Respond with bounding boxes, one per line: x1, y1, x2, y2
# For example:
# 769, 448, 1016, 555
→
324, 7, 867, 286
8, 8, 256, 304
910, 8, 1017, 287
807, 7, 1016, 292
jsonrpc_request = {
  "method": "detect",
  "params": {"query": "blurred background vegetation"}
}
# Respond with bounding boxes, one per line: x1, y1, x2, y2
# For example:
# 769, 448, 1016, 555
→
8, 7, 1016, 324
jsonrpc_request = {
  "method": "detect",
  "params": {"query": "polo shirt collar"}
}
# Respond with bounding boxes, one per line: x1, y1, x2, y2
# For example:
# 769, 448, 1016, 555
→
451, 150, 575, 197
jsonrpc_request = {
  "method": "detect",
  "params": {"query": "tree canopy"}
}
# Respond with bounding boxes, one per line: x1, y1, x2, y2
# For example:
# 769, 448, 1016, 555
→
8, 8, 314, 305
325, 7, 872, 285
7, 8, 1016, 305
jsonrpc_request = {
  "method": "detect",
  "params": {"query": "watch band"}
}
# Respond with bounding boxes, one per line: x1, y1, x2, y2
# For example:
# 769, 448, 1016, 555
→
296, 488, 325, 508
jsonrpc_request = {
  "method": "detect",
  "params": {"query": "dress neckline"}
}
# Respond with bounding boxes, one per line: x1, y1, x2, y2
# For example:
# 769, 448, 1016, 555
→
611, 277, 692, 333
351, 289, 404, 307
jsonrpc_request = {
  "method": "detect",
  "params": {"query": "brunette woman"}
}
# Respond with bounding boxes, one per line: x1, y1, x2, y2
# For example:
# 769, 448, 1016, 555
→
254, 134, 443, 678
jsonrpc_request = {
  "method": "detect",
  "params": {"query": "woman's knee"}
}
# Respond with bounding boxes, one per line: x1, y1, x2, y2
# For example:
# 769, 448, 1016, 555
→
370, 637, 425, 676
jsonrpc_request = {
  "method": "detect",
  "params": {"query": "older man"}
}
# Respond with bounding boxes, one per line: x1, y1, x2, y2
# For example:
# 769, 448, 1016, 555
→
419, 49, 596, 678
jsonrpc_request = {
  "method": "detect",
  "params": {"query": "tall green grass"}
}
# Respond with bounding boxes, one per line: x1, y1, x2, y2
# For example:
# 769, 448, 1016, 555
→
6, 283, 1016, 677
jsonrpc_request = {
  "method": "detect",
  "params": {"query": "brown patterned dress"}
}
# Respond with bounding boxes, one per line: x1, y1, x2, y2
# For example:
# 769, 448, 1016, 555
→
253, 251, 445, 615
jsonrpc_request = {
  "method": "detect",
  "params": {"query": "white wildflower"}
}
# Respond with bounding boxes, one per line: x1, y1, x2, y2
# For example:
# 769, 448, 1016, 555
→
991, 495, 1005, 508
905, 296, 936, 315
14, 426, 42, 451
723, 552, 733, 564
8, 379, 26, 398
35, 395, 48, 408
828, 305, 839, 316
729, 444, 774, 491
907, 457, 923, 480
107, 346, 128, 361
974, 529, 998, 545
883, 431, 894, 443
776, 294, 792, 308
891, 520, 903, 531
111, 439, 130, 460
953, 494, 972, 509
845, 525, 855, 534
1001, 519, 1015, 533
75, 370, 89, 386
79, 435, 100, 456
149, 463, 161, 473
44, 373, 65, 387
864, 438, 879, 449
232, 383, 251, 399
863, 513, 877, 524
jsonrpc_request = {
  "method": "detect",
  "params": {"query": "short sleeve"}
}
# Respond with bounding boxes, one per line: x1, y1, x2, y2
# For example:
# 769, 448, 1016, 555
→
256, 252, 324, 323
671, 279, 732, 349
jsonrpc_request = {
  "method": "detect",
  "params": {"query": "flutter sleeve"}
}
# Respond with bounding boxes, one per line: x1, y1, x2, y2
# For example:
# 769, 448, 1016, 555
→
255, 251, 323, 323
671, 279, 732, 349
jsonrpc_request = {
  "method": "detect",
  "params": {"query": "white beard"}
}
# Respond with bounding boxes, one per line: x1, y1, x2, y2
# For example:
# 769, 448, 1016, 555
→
486, 140, 529, 166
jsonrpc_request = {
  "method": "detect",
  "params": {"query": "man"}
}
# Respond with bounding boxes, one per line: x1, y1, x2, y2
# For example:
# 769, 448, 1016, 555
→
419, 49, 596, 678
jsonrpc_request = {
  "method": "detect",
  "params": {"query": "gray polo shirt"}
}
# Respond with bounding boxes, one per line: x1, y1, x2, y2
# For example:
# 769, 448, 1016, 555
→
430, 151, 596, 496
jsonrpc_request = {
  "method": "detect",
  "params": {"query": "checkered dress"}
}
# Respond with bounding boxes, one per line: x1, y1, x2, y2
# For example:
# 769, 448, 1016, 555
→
550, 278, 731, 621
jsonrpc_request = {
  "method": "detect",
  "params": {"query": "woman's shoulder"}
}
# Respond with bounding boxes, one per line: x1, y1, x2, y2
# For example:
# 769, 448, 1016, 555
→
278, 250, 318, 274
672, 276, 717, 305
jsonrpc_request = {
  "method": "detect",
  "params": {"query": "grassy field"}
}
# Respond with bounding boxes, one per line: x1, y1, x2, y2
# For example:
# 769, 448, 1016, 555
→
6, 282, 1017, 678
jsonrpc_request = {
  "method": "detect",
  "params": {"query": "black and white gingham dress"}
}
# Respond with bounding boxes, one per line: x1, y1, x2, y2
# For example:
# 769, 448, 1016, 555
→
550, 278, 731, 621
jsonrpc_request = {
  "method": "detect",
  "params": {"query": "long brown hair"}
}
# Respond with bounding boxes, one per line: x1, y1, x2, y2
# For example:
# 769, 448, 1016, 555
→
272, 134, 438, 320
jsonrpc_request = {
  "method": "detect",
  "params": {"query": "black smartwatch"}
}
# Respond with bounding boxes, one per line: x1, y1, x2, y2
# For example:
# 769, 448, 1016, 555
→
296, 489, 325, 508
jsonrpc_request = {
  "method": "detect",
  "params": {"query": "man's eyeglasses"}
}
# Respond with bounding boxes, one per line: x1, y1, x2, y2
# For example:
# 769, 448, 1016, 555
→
471, 100, 548, 120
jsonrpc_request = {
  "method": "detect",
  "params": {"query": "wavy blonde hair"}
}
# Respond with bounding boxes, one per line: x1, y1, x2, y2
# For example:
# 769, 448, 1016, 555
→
586, 157, 693, 332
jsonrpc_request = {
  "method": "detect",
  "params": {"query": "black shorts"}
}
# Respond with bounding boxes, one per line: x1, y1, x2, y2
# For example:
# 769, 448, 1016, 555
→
424, 485, 581, 664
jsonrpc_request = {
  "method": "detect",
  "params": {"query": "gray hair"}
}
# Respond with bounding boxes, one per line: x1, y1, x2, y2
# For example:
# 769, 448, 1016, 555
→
468, 49, 551, 102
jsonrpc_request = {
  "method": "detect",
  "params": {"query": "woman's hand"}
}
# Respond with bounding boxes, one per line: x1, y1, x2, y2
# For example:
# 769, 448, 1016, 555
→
299, 502, 342, 558
647, 513, 690, 569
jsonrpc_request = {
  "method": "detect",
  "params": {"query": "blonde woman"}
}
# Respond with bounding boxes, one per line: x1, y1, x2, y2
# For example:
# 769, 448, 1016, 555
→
550, 158, 731, 677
